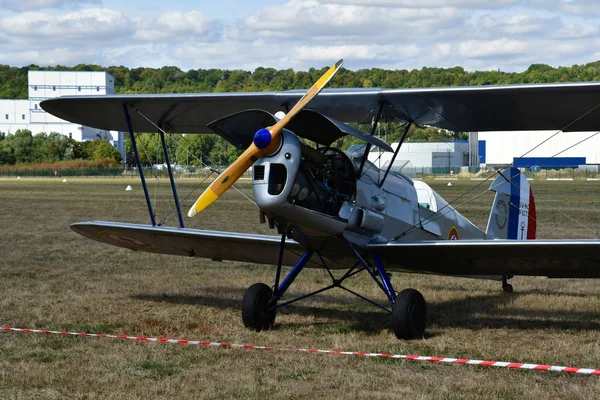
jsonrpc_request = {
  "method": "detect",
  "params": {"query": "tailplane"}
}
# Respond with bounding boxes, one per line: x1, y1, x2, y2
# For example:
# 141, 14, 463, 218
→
486, 167, 536, 240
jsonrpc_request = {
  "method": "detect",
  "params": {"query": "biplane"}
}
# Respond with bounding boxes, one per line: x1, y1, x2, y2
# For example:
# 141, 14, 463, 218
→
41, 60, 600, 340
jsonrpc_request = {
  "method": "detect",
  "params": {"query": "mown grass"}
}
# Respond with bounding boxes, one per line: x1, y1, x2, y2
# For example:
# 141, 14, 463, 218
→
1, 177, 600, 399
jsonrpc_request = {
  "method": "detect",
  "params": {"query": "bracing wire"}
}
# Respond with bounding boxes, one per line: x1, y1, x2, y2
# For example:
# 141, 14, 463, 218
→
128, 106, 257, 226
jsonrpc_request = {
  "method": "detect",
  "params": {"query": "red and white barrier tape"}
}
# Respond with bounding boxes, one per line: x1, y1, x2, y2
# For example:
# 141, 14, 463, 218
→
2, 326, 599, 375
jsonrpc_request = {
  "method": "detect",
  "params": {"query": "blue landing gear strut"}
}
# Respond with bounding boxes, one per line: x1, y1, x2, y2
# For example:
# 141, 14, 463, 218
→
502, 275, 514, 293
241, 236, 427, 339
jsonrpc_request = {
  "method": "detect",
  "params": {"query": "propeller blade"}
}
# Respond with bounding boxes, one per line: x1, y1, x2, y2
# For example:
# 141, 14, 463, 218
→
188, 144, 257, 217
269, 59, 344, 138
188, 59, 344, 217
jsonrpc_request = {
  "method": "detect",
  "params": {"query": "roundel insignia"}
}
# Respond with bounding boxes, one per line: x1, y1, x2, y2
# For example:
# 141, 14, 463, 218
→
495, 199, 508, 230
448, 226, 459, 240
99, 232, 155, 249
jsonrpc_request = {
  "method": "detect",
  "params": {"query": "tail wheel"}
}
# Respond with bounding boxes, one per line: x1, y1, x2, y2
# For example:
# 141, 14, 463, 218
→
392, 288, 427, 340
242, 283, 276, 331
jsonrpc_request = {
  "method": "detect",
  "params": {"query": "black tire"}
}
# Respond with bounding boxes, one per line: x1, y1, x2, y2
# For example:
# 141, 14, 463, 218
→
242, 283, 276, 331
392, 288, 427, 340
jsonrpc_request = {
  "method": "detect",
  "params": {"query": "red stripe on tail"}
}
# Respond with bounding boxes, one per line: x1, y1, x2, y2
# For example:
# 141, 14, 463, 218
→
527, 188, 536, 239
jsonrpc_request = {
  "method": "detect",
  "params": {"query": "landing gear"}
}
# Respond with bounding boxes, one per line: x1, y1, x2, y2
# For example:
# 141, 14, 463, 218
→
239, 235, 429, 340
392, 289, 427, 340
502, 275, 513, 293
242, 283, 276, 331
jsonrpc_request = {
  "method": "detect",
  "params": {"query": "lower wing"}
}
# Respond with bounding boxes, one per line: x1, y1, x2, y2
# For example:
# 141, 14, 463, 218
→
368, 240, 600, 278
70, 221, 320, 268
72, 221, 600, 278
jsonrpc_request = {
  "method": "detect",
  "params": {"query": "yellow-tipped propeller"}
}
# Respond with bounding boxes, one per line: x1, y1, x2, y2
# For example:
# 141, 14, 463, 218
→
188, 59, 344, 217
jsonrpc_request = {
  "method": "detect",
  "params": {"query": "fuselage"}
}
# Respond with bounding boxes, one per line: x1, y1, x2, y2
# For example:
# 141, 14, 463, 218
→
252, 130, 486, 258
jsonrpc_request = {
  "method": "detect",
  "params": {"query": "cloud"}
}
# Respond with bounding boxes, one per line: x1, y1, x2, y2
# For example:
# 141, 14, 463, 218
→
0, 0, 100, 12
0, 9, 133, 43
322, 0, 518, 8
458, 38, 529, 58
134, 11, 223, 42
243, 0, 467, 41
0, 48, 103, 66
477, 14, 561, 36
552, 22, 600, 39
529, 0, 600, 16
0, 0, 598, 74
294, 44, 421, 61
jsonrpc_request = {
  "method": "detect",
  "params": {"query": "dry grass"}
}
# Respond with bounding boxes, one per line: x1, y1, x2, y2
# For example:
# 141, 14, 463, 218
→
1, 177, 600, 399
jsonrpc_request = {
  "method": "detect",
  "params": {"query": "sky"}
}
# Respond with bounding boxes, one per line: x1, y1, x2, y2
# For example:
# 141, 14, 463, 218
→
0, 0, 599, 72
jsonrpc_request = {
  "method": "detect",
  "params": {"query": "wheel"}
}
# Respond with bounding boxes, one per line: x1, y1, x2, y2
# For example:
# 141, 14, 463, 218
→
392, 288, 427, 340
242, 283, 276, 331
502, 283, 513, 293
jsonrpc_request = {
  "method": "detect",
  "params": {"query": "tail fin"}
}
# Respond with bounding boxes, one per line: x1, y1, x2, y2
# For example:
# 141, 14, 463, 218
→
486, 167, 536, 240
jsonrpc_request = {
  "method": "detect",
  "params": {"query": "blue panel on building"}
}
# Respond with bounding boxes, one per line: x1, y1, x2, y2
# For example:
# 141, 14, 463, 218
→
513, 157, 586, 168
478, 140, 486, 163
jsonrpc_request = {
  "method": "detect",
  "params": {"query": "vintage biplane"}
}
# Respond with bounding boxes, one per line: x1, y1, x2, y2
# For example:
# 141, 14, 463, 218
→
41, 60, 600, 339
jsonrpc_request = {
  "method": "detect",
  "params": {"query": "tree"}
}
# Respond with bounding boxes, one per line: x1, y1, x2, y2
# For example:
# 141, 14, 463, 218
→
407, 126, 468, 142
92, 140, 122, 164
0, 139, 15, 164
175, 134, 216, 166
10, 129, 34, 163
31, 132, 48, 162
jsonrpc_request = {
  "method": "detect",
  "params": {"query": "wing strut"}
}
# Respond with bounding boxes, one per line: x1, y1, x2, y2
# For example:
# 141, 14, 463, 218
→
357, 102, 384, 176
379, 121, 412, 188
159, 130, 185, 228
123, 103, 156, 226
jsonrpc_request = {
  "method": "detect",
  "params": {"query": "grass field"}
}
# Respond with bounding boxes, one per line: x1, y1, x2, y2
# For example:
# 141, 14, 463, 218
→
1, 177, 600, 399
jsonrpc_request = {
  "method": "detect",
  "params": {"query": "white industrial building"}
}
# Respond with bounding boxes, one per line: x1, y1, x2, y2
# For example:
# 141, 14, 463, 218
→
0, 71, 124, 155
368, 129, 600, 173
368, 141, 470, 171
477, 131, 600, 169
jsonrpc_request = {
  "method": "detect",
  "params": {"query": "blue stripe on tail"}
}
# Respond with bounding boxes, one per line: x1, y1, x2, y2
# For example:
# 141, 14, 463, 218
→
507, 167, 520, 240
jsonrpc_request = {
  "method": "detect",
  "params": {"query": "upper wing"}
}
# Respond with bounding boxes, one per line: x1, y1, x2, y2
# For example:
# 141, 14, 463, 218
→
70, 221, 322, 268
41, 82, 600, 133
368, 240, 600, 278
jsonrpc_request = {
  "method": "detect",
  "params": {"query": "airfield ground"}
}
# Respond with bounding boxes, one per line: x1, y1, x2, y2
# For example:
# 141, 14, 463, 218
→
1, 177, 600, 399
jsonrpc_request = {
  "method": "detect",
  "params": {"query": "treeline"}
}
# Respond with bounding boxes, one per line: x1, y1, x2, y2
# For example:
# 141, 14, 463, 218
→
0, 130, 122, 166
124, 133, 236, 167
2, 61, 600, 99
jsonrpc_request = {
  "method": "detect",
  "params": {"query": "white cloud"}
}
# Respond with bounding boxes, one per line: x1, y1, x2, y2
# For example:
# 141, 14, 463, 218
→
552, 22, 600, 39
294, 44, 421, 61
529, 0, 600, 16
243, 0, 466, 41
322, 0, 518, 8
0, 0, 598, 73
134, 11, 222, 41
0, 0, 99, 12
477, 14, 561, 36
458, 38, 529, 58
0, 48, 101, 66
0, 9, 133, 42
433, 43, 454, 60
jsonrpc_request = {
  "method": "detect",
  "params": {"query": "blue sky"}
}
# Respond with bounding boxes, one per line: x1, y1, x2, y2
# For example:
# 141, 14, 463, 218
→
0, 0, 599, 72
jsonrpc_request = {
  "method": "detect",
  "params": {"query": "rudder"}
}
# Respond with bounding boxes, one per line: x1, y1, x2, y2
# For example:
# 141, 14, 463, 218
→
486, 167, 536, 240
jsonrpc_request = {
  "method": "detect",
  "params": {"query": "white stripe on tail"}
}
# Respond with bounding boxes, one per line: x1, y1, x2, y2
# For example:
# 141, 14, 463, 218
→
486, 167, 536, 240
